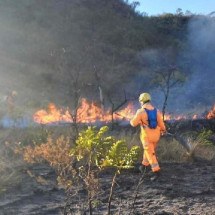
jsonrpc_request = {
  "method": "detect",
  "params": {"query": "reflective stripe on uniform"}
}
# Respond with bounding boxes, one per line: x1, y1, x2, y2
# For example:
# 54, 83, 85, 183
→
151, 163, 159, 168
151, 163, 160, 172
143, 142, 149, 147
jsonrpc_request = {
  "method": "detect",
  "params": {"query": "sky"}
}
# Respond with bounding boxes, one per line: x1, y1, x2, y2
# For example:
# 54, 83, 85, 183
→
128, 0, 215, 16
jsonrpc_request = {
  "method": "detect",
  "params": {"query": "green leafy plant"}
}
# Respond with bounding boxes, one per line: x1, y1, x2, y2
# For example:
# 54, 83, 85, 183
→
71, 126, 140, 169
70, 126, 140, 214
103, 140, 140, 168
196, 129, 214, 146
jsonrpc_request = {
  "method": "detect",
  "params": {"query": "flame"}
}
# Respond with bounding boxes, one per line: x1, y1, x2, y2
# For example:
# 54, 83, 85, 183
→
192, 114, 198, 120
33, 100, 215, 124
164, 114, 186, 121
164, 114, 171, 121
115, 103, 135, 120
164, 113, 201, 121
33, 99, 135, 124
206, 104, 215, 119
33, 103, 72, 124
76, 98, 111, 123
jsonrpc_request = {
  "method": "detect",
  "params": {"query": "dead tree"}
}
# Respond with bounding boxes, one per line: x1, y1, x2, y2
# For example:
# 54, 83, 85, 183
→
107, 90, 128, 129
94, 67, 105, 110
50, 47, 85, 142
154, 65, 185, 120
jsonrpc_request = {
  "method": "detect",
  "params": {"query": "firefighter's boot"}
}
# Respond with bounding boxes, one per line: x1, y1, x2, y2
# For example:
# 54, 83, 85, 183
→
139, 165, 150, 174
150, 171, 161, 181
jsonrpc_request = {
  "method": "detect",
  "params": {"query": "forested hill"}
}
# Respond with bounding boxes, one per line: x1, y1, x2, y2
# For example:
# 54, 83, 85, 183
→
0, 0, 214, 113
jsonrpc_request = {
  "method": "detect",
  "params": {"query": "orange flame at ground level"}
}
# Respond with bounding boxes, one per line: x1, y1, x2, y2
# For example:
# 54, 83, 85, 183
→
33, 100, 215, 124
33, 99, 135, 124
33, 103, 72, 124
164, 113, 200, 121
206, 104, 215, 119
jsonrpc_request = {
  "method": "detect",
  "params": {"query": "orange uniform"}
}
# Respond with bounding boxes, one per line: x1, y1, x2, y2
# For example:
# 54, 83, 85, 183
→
130, 103, 166, 172
6, 95, 15, 114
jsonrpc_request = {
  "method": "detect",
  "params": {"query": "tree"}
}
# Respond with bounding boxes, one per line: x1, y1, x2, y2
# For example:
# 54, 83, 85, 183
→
152, 66, 185, 119
139, 48, 186, 118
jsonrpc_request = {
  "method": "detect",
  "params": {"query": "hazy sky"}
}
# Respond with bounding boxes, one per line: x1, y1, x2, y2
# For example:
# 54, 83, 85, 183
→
128, 0, 215, 16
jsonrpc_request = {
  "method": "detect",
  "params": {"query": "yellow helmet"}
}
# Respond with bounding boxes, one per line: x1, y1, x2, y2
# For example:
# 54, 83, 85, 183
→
139, 93, 151, 103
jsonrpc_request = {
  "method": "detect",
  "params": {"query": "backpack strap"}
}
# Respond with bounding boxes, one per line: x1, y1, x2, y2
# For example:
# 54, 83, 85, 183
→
140, 108, 150, 128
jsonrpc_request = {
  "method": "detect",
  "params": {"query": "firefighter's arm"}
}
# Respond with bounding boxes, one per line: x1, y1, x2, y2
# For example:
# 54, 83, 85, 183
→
130, 109, 142, 127
157, 111, 166, 134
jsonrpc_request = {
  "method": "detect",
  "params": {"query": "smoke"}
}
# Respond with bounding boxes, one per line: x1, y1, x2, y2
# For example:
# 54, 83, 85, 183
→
131, 16, 215, 115
0, 3, 50, 109
0, 1, 70, 119
0, 1, 215, 121
175, 16, 215, 113
128, 48, 181, 112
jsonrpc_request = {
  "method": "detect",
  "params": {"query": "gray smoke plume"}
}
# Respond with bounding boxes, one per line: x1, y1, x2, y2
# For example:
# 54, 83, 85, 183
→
0, 2, 215, 123
132, 15, 215, 115
0, 3, 53, 110
175, 15, 215, 114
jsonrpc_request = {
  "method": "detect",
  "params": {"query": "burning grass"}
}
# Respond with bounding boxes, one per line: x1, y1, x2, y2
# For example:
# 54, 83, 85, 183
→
31, 99, 215, 127
33, 99, 135, 125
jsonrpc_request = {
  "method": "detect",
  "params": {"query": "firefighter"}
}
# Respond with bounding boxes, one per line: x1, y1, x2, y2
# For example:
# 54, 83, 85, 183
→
6, 90, 17, 114
130, 92, 166, 181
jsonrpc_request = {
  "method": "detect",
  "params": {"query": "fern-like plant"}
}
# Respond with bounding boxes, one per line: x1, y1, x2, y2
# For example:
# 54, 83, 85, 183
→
196, 129, 213, 146
70, 126, 140, 170
70, 126, 140, 214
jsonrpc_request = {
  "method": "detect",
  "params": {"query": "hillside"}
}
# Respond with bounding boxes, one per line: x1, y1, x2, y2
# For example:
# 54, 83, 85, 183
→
1, 0, 214, 116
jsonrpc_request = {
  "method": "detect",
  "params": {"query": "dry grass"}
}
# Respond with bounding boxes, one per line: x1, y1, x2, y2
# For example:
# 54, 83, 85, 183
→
186, 135, 215, 161
114, 129, 215, 163
0, 128, 29, 194
0, 126, 214, 191
0, 145, 23, 194
0, 159, 21, 192
158, 134, 215, 162
157, 137, 187, 162
113, 129, 188, 162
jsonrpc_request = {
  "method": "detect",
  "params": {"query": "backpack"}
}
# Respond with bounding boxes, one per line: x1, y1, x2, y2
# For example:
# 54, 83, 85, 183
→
144, 108, 157, 129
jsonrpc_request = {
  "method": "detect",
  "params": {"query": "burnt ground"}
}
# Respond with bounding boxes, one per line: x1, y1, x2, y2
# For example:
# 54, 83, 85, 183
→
0, 163, 66, 215
0, 145, 214, 215
65, 160, 215, 215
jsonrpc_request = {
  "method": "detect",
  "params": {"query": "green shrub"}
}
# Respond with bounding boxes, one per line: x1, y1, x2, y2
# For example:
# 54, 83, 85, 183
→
71, 126, 140, 169
196, 129, 214, 146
